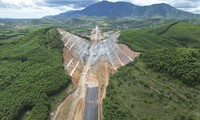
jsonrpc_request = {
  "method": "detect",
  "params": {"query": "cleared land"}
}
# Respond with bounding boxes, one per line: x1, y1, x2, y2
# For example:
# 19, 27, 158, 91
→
51, 28, 139, 120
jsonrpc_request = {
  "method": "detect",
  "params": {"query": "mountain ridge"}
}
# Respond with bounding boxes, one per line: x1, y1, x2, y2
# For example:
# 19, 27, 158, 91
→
50, 1, 200, 19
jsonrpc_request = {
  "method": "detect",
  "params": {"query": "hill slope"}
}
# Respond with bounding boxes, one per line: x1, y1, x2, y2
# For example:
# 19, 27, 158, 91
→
119, 22, 200, 51
143, 48, 200, 86
151, 22, 200, 47
103, 22, 200, 120
103, 55, 200, 120
52, 1, 200, 19
0, 28, 71, 120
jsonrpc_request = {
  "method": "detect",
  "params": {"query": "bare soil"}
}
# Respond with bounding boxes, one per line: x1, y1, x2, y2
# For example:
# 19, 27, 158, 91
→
118, 44, 140, 58
52, 29, 140, 120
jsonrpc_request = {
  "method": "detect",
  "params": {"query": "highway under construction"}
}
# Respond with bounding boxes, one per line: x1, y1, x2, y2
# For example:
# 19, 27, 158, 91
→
51, 26, 139, 120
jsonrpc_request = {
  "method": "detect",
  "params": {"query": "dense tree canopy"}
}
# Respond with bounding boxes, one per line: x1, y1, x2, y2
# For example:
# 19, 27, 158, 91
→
142, 48, 200, 86
103, 22, 200, 120
0, 28, 71, 120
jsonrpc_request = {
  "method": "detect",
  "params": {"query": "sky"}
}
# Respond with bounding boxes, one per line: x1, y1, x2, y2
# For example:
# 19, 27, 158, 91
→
0, 0, 200, 18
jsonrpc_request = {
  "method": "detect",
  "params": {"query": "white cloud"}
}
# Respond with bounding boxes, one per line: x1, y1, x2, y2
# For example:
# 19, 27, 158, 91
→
105, 0, 200, 13
0, 0, 82, 18
0, 0, 200, 18
0, 6, 76, 18
104, 0, 172, 5
0, 0, 42, 7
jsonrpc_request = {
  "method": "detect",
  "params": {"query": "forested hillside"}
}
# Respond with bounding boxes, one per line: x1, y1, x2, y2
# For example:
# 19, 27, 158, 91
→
119, 22, 200, 51
142, 48, 200, 86
52, 1, 200, 18
103, 58, 200, 120
151, 22, 200, 48
0, 28, 71, 120
103, 22, 200, 120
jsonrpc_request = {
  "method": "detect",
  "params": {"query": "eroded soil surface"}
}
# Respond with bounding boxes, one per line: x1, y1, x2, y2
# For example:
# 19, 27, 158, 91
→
51, 28, 140, 120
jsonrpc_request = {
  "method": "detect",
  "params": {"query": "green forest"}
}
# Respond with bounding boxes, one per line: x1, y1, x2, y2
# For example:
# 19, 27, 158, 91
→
0, 28, 71, 120
103, 58, 200, 120
119, 22, 200, 52
103, 22, 200, 120
1, 19, 200, 120
142, 48, 200, 86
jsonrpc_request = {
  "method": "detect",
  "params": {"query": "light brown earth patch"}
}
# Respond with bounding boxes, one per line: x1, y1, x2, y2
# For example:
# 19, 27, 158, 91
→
73, 98, 85, 120
118, 43, 140, 58
52, 29, 140, 120
51, 93, 73, 120
63, 48, 84, 86
93, 61, 114, 120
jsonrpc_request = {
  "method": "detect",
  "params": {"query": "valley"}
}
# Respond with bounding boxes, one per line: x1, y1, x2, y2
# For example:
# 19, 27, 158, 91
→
0, 1, 200, 120
0, 21, 199, 120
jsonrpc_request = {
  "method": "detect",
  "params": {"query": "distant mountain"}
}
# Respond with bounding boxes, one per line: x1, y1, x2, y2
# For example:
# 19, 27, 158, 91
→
50, 1, 200, 19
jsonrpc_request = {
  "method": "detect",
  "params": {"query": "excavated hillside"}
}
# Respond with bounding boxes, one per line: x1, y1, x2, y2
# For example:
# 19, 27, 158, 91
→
51, 27, 139, 120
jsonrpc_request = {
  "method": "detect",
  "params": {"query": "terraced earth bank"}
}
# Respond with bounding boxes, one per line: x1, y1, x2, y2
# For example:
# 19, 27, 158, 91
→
51, 27, 139, 120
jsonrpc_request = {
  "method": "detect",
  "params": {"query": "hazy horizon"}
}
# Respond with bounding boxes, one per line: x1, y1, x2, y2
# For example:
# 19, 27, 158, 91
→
0, 0, 200, 19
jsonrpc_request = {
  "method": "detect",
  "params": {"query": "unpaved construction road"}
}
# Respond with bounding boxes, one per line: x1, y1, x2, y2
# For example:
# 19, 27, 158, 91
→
51, 28, 140, 120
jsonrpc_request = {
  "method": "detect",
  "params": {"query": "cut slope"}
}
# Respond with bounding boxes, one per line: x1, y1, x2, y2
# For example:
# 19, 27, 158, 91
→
0, 28, 71, 120
54, 29, 140, 120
